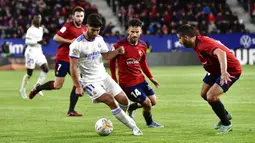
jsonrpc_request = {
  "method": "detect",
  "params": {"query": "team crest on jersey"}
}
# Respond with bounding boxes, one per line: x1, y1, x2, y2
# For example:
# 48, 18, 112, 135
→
72, 49, 79, 56
60, 26, 66, 33
138, 50, 143, 56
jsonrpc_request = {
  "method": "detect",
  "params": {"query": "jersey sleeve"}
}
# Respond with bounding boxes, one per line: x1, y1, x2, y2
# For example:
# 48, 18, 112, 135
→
69, 42, 81, 59
57, 23, 69, 37
99, 37, 110, 53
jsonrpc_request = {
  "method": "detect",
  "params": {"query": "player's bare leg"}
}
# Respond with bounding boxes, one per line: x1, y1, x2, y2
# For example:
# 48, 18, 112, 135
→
114, 91, 130, 112
97, 93, 143, 136
35, 63, 49, 96
148, 95, 157, 106
53, 77, 65, 89
206, 84, 232, 134
20, 69, 33, 99
201, 83, 232, 129
142, 97, 164, 128
128, 95, 157, 118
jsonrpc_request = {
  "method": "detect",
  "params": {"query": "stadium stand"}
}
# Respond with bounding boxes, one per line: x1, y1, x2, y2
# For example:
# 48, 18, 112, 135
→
0, 0, 251, 39
107, 0, 247, 35
237, 0, 255, 22
0, 0, 108, 39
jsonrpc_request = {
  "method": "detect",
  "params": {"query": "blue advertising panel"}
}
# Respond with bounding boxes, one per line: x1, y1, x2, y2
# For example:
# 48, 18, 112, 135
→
1, 34, 255, 56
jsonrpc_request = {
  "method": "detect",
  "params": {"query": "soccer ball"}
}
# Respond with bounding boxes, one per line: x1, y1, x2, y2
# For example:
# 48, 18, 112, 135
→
95, 118, 113, 136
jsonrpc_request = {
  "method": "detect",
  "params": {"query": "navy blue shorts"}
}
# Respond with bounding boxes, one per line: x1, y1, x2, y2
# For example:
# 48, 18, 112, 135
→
203, 73, 241, 92
122, 81, 155, 104
55, 60, 70, 77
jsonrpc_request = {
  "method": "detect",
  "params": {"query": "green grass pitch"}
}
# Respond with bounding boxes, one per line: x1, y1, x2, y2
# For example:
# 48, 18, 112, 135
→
0, 66, 254, 143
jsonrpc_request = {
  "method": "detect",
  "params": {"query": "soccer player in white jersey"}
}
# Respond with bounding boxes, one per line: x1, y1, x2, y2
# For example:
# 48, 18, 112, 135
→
69, 14, 143, 136
19, 14, 49, 99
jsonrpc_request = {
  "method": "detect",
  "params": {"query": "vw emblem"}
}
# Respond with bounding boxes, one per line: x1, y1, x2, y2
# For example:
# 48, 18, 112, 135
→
240, 35, 252, 48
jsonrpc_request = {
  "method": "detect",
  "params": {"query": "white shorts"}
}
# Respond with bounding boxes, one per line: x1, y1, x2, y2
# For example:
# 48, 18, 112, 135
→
80, 77, 122, 103
25, 49, 47, 69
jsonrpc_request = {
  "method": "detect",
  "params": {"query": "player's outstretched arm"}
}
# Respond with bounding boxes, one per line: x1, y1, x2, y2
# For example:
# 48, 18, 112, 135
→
213, 48, 235, 85
140, 55, 159, 88
53, 34, 74, 44
101, 46, 125, 60
25, 37, 38, 45
70, 57, 84, 96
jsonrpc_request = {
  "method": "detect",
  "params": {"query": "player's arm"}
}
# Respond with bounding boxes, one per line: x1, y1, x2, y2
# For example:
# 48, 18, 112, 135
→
53, 34, 74, 44
101, 47, 124, 60
69, 43, 83, 96
70, 58, 80, 87
109, 43, 119, 82
213, 48, 235, 85
54, 24, 74, 44
213, 48, 227, 73
100, 38, 124, 60
109, 57, 117, 82
140, 54, 159, 88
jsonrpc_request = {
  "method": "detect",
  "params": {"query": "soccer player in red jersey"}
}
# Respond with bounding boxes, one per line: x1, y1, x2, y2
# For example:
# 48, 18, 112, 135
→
29, 6, 87, 116
110, 19, 163, 128
177, 24, 242, 134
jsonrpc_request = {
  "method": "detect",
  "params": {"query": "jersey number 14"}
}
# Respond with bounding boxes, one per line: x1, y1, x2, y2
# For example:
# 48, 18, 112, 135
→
131, 89, 141, 98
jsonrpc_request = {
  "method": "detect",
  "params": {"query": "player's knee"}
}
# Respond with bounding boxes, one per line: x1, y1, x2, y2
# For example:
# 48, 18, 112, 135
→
41, 63, 49, 73
27, 69, 33, 77
42, 68, 49, 73
116, 93, 129, 105
142, 99, 152, 109
151, 100, 157, 106
201, 93, 207, 101
104, 95, 116, 106
149, 95, 157, 106
206, 92, 219, 103
53, 82, 63, 89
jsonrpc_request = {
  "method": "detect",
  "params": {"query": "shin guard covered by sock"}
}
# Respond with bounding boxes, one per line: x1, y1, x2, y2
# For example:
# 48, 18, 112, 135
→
209, 100, 231, 126
112, 107, 136, 129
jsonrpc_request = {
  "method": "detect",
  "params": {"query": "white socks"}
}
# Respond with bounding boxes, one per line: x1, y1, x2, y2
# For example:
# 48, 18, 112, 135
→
21, 74, 30, 89
119, 103, 129, 112
35, 71, 47, 86
112, 107, 136, 129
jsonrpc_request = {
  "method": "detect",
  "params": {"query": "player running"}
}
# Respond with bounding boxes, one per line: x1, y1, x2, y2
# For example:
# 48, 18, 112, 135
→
19, 14, 49, 99
69, 13, 143, 136
29, 6, 86, 116
176, 24, 242, 134
110, 19, 163, 128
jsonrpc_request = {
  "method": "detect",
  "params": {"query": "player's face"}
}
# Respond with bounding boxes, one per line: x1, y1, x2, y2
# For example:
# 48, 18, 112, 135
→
73, 12, 84, 26
87, 26, 101, 40
177, 34, 194, 48
33, 15, 41, 26
128, 26, 142, 44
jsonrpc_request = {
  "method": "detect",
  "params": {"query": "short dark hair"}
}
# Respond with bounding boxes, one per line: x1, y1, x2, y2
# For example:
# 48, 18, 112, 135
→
72, 6, 84, 15
87, 13, 103, 28
128, 19, 143, 27
177, 24, 196, 37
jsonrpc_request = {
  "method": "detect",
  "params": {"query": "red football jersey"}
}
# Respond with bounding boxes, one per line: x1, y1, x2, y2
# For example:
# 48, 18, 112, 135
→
110, 38, 153, 87
56, 22, 86, 62
195, 35, 242, 76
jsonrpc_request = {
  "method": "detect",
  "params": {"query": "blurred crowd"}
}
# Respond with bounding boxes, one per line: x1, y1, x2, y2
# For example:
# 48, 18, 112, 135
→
238, 0, 255, 22
107, 0, 248, 35
0, 0, 112, 39
0, 0, 251, 39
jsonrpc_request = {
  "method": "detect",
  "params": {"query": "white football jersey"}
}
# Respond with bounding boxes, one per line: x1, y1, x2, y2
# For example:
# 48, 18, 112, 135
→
25, 25, 43, 52
69, 34, 110, 82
